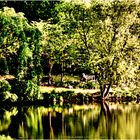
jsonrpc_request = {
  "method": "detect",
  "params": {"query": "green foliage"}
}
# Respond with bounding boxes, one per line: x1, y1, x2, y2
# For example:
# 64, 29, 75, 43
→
16, 26, 42, 84
24, 80, 41, 101
0, 79, 11, 92
13, 80, 41, 101
0, 58, 9, 75
0, 1, 60, 22
79, 81, 97, 89
0, 7, 26, 58
54, 81, 64, 87
0, 1, 140, 101
0, 7, 43, 101
0, 7, 42, 80
0, 79, 18, 102
0, 91, 18, 102
58, 0, 140, 97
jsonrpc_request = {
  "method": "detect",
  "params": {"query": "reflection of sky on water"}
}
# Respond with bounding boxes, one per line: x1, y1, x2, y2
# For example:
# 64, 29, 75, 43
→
0, 102, 140, 139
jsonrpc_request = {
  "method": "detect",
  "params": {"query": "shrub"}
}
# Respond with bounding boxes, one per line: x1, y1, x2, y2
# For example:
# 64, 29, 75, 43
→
54, 81, 64, 87
12, 80, 41, 101
78, 81, 97, 89
0, 79, 18, 102
85, 81, 96, 89
0, 91, 18, 102
0, 79, 11, 92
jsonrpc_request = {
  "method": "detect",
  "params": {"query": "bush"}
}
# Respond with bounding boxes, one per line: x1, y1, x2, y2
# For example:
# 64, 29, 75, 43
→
0, 91, 18, 102
78, 81, 97, 89
12, 80, 41, 101
0, 79, 11, 92
85, 81, 96, 89
54, 81, 64, 87
0, 79, 18, 102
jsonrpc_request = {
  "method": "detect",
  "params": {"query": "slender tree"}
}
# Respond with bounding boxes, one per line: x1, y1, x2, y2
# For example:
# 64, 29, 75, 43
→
58, 0, 140, 98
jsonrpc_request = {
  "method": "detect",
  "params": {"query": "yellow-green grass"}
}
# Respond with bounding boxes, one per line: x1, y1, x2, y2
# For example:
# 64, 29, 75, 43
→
51, 75, 80, 82
40, 86, 99, 94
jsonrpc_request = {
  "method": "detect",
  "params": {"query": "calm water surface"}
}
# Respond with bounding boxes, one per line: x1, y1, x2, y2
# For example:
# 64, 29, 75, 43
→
0, 101, 140, 139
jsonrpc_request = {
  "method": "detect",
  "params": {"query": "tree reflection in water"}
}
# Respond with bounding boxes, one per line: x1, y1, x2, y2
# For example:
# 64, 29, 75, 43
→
0, 102, 140, 139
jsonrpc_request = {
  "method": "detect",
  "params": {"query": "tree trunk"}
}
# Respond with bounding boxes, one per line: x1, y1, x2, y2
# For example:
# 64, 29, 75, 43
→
60, 61, 64, 83
48, 59, 53, 85
100, 82, 112, 99
100, 84, 105, 98
103, 83, 112, 98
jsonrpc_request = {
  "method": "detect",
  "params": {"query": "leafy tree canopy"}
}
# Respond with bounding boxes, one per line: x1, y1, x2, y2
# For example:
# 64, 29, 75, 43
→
58, 0, 140, 97
0, 0, 61, 22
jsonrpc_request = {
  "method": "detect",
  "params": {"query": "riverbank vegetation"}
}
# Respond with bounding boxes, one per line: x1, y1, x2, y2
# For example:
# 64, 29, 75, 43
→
0, 0, 140, 104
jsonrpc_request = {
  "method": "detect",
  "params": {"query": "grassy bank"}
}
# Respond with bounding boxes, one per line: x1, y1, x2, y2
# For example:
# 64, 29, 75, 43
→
40, 85, 140, 104
40, 86, 99, 94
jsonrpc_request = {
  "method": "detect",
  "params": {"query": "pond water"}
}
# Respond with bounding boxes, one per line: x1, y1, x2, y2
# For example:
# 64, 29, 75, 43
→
0, 101, 140, 139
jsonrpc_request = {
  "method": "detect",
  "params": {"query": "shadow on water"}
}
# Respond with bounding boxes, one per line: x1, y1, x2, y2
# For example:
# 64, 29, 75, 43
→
0, 101, 140, 139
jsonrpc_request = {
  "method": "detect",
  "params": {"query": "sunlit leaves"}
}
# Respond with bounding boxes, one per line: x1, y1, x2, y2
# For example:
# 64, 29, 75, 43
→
0, 7, 27, 58
18, 43, 32, 65
60, 0, 140, 96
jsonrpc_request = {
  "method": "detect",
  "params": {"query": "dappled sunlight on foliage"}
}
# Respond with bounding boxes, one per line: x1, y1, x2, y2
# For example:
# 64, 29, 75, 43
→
0, 0, 139, 101
0, 1, 139, 140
